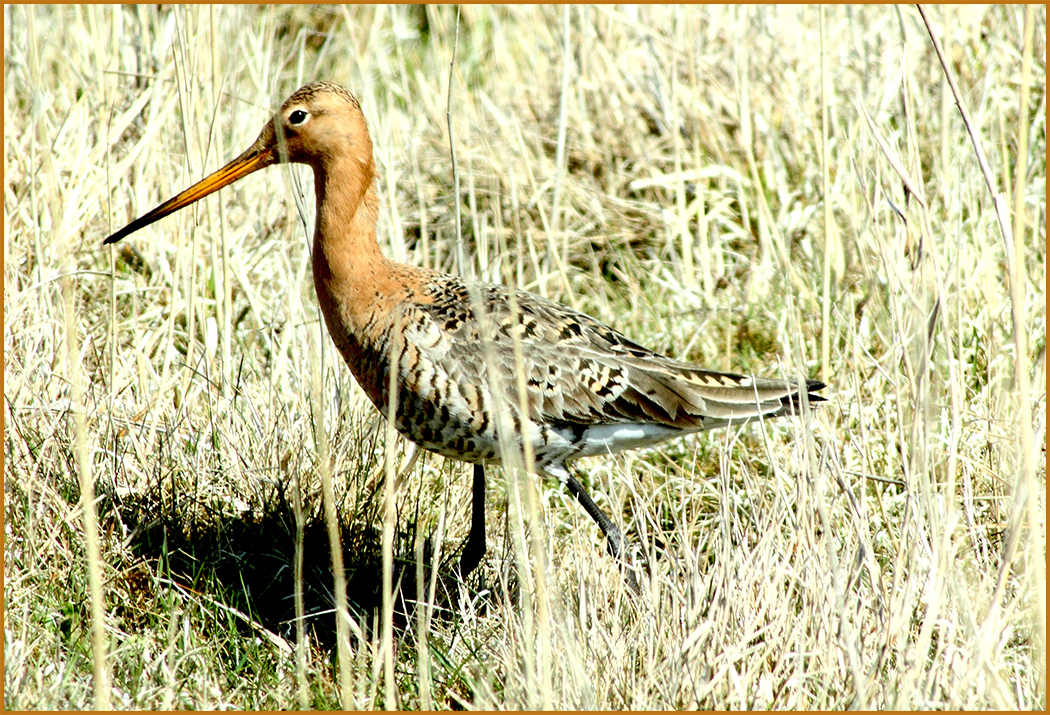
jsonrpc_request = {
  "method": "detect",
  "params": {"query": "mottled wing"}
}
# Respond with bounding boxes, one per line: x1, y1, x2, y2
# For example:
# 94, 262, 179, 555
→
414, 276, 823, 432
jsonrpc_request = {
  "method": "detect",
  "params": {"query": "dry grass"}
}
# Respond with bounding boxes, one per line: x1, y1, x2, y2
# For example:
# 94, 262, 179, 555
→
4, 5, 1045, 710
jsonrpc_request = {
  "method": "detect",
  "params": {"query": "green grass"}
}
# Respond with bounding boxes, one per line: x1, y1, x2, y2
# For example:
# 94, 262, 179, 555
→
5, 4, 1045, 709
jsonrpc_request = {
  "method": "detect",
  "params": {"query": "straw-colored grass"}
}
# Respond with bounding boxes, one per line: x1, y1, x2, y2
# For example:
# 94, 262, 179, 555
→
5, 5, 1044, 709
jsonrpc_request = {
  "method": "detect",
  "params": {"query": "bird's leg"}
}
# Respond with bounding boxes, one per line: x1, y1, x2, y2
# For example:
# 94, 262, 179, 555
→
457, 463, 487, 578
564, 472, 643, 594
564, 473, 642, 593
563, 473, 625, 559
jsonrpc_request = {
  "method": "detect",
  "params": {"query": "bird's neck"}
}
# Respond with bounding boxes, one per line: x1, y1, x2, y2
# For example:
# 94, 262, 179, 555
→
309, 154, 415, 407
312, 153, 383, 269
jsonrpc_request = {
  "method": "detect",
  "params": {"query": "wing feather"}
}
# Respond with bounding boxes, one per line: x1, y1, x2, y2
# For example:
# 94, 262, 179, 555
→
412, 276, 824, 433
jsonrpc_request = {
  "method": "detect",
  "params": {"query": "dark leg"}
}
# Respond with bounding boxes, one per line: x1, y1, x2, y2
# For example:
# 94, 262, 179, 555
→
564, 473, 625, 559
457, 464, 487, 578
564, 473, 641, 593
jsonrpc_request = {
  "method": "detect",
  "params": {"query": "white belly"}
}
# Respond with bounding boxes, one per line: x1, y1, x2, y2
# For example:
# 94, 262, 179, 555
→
559, 423, 696, 458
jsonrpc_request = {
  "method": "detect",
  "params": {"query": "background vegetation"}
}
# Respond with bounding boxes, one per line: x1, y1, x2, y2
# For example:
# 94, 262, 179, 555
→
5, 5, 1045, 709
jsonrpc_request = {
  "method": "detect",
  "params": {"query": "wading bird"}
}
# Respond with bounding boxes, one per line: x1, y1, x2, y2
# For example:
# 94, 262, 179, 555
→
104, 82, 823, 585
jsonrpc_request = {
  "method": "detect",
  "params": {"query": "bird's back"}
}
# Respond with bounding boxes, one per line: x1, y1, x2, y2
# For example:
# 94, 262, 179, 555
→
337, 269, 823, 480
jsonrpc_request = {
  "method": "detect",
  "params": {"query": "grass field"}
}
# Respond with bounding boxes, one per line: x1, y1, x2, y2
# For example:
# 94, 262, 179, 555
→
4, 5, 1045, 709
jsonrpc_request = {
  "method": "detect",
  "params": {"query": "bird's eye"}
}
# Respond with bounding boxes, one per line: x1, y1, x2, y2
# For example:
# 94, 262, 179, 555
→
289, 109, 308, 125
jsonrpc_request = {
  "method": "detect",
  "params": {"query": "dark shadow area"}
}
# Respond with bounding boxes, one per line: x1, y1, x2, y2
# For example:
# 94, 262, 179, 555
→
117, 478, 487, 652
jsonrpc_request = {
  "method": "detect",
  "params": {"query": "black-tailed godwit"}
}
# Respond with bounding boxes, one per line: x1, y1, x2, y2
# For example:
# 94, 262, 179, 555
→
104, 82, 824, 584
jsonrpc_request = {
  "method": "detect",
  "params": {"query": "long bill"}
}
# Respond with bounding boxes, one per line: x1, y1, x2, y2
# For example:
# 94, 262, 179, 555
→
103, 138, 276, 245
